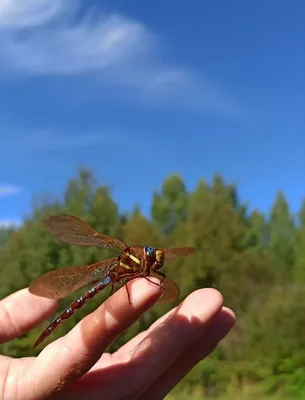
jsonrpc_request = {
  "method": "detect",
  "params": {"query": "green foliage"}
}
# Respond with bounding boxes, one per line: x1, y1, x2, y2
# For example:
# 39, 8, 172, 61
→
293, 199, 305, 282
0, 168, 304, 398
152, 174, 188, 233
0, 227, 14, 250
269, 191, 296, 271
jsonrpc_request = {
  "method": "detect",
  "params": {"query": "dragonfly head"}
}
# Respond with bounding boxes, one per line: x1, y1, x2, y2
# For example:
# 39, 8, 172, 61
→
155, 249, 165, 269
144, 246, 164, 270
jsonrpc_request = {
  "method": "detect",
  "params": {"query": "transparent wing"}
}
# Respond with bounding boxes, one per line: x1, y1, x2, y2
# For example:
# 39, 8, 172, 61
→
44, 215, 126, 251
158, 278, 180, 303
150, 271, 180, 303
29, 257, 117, 299
164, 247, 196, 259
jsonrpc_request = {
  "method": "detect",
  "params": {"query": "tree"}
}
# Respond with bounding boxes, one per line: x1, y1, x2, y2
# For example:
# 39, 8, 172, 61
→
293, 198, 305, 282
269, 191, 296, 272
0, 227, 14, 250
151, 174, 188, 234
169, 177, 273, 313
242, 284, 305, 397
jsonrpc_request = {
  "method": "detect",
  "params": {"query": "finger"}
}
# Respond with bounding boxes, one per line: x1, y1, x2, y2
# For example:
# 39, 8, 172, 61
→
117, 288, 222, 356
26, 278, 162, 399
0, 288, 58, 343
140, 307, 236, 399
86, 288, 225, 399
115, 298, 187, 355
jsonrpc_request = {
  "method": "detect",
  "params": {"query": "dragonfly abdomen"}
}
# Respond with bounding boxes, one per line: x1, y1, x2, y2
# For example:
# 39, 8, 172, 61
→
33, 276, 111, 348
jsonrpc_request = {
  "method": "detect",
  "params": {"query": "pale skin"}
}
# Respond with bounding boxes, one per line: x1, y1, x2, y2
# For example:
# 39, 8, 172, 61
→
0, 278, 235, 400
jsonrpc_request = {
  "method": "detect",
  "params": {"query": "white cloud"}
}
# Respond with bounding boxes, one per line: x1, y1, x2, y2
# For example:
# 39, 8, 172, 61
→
0, 219, 21, 228
0, 0, 154, 75
0, 184, 22, 197
0, 0, 69, 28
0, 0, 248, 120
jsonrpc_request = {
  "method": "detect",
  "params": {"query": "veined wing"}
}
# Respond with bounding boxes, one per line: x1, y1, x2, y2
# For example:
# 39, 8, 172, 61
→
150, 271, 180, 303
29, 257, 117, 299
158, 278, 180, 303
164, 247, 196, 259
45, 215, 126, 251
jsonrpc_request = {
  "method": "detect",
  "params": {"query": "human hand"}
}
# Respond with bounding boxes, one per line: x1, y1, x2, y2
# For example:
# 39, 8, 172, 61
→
0, 278, 235, 400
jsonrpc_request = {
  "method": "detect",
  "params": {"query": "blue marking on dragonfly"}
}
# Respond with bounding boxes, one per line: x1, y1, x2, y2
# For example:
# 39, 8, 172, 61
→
103, 276, 111, 285
94, 276, 111, 289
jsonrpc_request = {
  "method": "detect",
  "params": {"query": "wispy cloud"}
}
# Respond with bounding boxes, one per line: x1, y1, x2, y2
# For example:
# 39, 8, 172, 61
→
0, 0, 154, 75
22, 131, 105, 150
2, 130, 116, 153
0, 184, 22, 197
0, 219, 21, 228
0, 0, 247, 120
0, 0, 69, 28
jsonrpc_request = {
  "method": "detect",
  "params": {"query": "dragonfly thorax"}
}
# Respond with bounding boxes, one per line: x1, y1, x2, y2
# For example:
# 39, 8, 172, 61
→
119, 250, 141, 272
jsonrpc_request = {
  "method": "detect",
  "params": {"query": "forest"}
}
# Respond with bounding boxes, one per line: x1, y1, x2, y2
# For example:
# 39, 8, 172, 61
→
0, 168, 304, 399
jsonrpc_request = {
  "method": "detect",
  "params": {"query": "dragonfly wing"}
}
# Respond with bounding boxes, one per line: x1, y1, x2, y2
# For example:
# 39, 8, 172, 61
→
29, 258, 117, 300
164, 247, 196, 260
158, 278, 180, 303
44, 215, 126, 251
150, 271, 180, 303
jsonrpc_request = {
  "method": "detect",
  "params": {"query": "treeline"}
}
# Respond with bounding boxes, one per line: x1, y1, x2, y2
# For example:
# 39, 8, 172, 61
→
1, 168, 305, 399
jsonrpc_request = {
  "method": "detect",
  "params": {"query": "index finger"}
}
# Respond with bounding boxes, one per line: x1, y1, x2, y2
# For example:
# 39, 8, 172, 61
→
27, 278, 162, 398
0, 289, 58, 343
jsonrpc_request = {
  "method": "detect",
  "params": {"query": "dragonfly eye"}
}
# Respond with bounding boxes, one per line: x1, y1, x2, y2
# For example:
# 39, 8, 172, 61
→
145, 246, 155, 256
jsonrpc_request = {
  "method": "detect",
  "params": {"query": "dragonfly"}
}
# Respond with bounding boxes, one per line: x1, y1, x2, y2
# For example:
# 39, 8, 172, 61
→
29, 215, 195, 348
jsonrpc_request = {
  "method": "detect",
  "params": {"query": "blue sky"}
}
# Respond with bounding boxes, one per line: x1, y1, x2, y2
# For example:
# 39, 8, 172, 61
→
0, 0, 304, 227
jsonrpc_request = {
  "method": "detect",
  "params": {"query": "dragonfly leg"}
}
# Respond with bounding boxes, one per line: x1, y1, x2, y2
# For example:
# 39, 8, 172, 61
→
150, 268, 167, 285
144, 277, 164, 291
125, 285, 132, 305
112, 272, 144, 305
